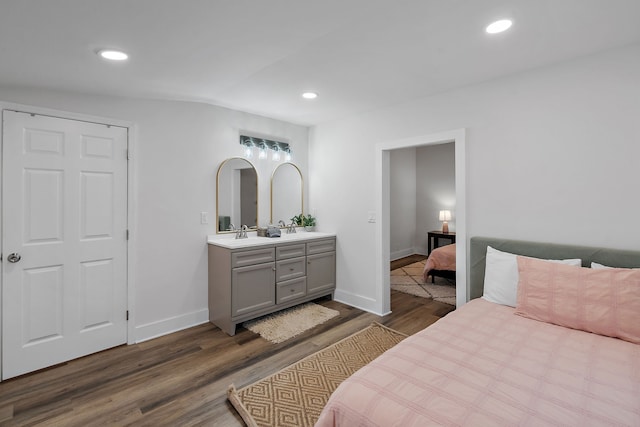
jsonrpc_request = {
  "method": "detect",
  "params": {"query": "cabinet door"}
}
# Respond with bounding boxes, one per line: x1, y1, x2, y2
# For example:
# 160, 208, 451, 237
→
232, 262, 275, 317
307, 252, 336, 294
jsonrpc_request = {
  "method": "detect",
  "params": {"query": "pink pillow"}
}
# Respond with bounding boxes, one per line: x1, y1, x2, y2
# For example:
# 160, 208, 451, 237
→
515, 256, 640, 344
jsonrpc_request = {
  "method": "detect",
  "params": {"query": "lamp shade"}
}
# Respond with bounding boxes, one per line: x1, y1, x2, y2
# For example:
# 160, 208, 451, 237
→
439, 210, 452, 222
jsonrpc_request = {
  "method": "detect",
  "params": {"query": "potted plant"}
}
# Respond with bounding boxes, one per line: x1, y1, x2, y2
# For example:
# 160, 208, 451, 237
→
291, 213, 316, 231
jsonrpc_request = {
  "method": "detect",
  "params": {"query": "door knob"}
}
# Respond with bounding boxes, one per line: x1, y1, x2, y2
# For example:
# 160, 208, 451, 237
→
7, 253, 21, 263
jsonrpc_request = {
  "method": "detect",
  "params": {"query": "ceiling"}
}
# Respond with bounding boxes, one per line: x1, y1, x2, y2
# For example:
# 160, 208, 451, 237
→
1, 0, 640, 126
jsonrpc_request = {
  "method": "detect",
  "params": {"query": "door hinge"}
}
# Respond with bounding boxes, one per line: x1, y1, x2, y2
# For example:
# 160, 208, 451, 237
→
126, 310, 129, 321
126, 149, 130, 160
126, 229, 130, 240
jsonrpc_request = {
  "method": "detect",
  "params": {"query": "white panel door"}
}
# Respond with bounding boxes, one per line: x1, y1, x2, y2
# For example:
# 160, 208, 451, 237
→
2, 110, 128, 380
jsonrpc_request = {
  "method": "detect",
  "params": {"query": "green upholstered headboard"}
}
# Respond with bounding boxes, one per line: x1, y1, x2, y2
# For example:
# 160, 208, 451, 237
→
469, 236, 640, 301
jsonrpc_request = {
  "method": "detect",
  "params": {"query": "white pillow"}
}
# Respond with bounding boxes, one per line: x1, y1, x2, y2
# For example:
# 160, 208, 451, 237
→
482, 246, 582, 307
591, 261, 638, 269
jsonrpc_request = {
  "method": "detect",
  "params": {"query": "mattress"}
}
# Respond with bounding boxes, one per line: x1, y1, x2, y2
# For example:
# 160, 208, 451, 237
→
423, 243, 456, 282
315, 298, 640, 426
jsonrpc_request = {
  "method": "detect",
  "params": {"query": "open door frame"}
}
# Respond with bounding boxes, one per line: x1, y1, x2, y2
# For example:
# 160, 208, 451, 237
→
375, 129, 466, 314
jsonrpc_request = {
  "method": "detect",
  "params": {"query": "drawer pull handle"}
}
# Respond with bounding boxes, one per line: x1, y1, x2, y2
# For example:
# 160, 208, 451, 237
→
272, 267, 276, 271
290, 289, 295, 293
289, 267, 295, 271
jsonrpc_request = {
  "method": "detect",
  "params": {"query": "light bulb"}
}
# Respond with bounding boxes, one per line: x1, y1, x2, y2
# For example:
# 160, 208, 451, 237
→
285, 151, 292, 162
272, 149, 281, 161
259, 147, 267, 159
98, 49, 128, 61
244, 145, 253, 158
486, 19, 512, 34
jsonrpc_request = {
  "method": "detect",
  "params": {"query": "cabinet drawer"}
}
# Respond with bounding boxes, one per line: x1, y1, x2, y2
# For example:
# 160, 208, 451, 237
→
276, 257, 306, 282
276, 277, 307, 304
231, 247, 275, 268
307, 238, 336, 255
276, 243, 306, 260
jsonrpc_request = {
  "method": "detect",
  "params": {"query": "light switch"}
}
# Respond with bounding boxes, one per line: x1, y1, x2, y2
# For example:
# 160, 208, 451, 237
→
201, 212, 209, 224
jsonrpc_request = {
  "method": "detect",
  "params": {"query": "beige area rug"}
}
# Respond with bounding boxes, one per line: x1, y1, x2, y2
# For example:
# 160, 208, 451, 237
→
228, 322, 407, 427
391, 260, 456, 305
242, 302, 339, 344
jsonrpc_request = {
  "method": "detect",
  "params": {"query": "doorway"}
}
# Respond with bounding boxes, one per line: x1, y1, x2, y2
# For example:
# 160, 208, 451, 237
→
389, 143, 456, 307
2, 109, 130, 379
374, 129, 466, 315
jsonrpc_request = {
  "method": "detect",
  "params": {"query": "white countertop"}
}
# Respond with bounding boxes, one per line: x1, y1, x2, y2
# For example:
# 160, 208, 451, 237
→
207, 231, 336, 249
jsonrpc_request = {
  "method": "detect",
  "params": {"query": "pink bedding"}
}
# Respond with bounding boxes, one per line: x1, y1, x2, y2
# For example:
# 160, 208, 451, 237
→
423, 243, 456, 281
315, 298, 640, 427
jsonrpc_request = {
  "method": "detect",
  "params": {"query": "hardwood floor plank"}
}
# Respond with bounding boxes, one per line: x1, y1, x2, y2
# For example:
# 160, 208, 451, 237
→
0, 291, 453, 426
390, 254, 427, 270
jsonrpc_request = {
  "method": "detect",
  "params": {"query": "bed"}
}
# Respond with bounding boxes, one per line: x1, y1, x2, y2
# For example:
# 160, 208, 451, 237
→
316, 237, 640, 426
423, 243, 456, 283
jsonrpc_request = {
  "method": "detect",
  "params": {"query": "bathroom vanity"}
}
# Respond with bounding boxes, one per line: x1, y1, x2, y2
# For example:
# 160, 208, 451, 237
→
207, 232, 336, 336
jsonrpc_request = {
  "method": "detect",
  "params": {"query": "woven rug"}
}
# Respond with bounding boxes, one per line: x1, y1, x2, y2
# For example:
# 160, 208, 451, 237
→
228, 322, 407, 427
391, 260, 456, 305
243, 302, 339, 344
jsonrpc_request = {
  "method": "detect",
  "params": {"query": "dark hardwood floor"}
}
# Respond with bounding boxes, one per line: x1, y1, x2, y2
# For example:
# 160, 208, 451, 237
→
0, 290, 453, 426
390, 254, 427, 270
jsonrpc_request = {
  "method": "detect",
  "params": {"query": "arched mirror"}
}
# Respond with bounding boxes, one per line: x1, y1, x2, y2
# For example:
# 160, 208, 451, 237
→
216, 157, 258, 233
271, 162, 303, 225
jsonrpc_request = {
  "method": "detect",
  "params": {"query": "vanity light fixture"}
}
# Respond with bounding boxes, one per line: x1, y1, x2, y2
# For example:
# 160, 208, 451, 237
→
258, 143, 267, 160
97, 49, 129, 61
243, 143, 254, 158
302, 92, 318, 99
486, 19, 512, 34
240, 135, 292, 162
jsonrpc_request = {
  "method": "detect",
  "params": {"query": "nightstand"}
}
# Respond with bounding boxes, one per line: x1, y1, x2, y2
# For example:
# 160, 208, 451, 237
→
427, 231, 456, 255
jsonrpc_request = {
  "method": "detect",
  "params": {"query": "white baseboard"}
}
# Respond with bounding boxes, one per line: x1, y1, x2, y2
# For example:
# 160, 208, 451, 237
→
390, 248, 413, 261
391, 248, 428, 261
334, 289, 389, 316
413, 246, 428, 256
134, 308, 209, 343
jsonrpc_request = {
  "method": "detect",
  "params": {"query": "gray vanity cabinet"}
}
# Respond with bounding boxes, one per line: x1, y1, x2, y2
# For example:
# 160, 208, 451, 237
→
208, 236, 336, 336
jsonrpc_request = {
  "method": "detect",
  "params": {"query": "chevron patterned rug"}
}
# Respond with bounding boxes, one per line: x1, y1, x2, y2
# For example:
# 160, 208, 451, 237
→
391, 260, 456, 306
228, 322, 407, 427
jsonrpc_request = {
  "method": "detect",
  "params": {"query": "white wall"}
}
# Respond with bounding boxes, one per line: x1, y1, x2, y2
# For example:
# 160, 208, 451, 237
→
0, 87, 309, 341
310, 43, 640, 312
416, 143, 456, 252
389, 147, 417, 260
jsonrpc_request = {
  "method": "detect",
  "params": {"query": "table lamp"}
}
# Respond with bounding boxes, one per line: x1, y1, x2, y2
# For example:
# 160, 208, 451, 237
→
439, 210, 451, 233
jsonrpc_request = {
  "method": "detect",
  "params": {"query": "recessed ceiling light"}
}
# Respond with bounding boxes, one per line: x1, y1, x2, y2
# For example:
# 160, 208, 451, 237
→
486, 19, 512, 34
302, 92, 318, 99
98, 49, 129, 61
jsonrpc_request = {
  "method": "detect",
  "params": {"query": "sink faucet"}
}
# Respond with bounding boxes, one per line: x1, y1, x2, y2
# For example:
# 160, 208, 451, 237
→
287, 222, 297, 234
228, 223, 236, 232
236, 224, 249, 239
278, 220, 287, 228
